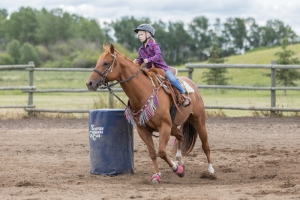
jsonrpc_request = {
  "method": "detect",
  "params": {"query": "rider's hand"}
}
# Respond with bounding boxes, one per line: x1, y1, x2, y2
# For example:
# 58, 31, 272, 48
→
133, 59, 139, 66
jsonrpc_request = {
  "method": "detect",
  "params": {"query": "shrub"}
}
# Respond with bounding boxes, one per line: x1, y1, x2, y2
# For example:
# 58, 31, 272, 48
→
0, 53, 14, 65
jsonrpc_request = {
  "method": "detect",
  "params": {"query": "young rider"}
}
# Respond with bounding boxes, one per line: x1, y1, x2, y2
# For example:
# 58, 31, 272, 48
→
133, 24, 191, 107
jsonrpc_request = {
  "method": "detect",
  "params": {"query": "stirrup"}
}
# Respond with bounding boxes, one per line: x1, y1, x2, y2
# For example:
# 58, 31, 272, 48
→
182, 94, 191, 107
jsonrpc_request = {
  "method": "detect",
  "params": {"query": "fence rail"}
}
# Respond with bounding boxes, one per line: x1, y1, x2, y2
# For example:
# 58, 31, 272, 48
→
186, 63, 300, 115
1, 62, 300, 116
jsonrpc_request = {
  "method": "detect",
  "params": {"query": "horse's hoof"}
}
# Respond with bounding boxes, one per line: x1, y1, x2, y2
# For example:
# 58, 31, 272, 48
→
208, 163, 214, 174
173, 165, 185, 178
151, 174, 161, 184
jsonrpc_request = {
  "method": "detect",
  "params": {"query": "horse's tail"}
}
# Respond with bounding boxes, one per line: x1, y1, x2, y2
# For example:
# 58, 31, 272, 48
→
181, 121, 197, 156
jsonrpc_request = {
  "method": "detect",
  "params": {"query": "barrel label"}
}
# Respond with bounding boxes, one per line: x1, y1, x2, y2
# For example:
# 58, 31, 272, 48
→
89, 124, 104, 140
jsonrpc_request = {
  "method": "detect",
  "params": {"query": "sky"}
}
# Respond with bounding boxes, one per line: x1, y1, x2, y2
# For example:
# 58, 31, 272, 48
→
2, 0, 300, 35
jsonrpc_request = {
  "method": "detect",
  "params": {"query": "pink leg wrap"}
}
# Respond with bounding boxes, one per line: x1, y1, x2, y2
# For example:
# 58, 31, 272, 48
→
151, 174, 161, 183
170, 138, 177, 145
173, 165, 183, 175
173, 165, 184, 178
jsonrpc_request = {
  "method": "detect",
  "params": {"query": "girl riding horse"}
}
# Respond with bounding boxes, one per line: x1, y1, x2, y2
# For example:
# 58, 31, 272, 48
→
133, 24, 191, 107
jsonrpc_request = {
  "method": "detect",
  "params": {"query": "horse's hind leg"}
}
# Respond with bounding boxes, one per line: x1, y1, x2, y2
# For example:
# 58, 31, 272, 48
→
189, 114, 214, 174
170, 124, 184, 164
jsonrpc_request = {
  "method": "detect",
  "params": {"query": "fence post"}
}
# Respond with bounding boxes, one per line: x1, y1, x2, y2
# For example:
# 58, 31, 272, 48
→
189, 68, 194, 80
28, 61, 35, 115
109, 92, 114, 108
186, 64, 194, 80
270, 60, 276, 116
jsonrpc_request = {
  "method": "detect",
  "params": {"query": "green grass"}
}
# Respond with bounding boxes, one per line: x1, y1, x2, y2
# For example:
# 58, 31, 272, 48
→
225, 44, 300, 64
176, 43, 300, 87
1, 44, 300, 118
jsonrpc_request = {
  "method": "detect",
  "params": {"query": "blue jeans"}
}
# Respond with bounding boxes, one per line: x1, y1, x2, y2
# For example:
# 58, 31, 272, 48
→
165, 70, 186, 94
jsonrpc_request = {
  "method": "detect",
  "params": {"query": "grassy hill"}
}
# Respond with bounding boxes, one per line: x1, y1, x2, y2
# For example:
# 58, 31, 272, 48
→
176, 43, 300, 87
174, 44, 300, 117
224, 43, 300, 64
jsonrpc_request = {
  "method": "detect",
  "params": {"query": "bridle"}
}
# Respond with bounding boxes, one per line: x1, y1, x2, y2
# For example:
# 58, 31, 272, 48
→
93, 52, 118, 86
92, 51, 142, 106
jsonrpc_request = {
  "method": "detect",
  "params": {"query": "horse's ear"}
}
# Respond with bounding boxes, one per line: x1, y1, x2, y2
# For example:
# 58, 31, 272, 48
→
110, 44, 115, 54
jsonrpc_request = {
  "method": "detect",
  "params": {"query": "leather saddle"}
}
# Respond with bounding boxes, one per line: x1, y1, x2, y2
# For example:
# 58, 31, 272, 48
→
146, 66, 184, 106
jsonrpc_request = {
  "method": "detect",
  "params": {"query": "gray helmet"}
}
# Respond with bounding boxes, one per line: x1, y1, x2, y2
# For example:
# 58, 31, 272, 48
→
134, 24, 155, 37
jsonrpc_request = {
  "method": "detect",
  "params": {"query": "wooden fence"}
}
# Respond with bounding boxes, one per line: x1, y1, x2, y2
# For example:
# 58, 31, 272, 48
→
1, 62, 300, 116
185, 62, 300, 115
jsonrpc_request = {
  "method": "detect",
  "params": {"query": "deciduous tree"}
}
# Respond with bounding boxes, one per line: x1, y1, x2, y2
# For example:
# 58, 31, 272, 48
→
7, 39, 21, 64
6, 7, 38, 44
20, 42, 41, 66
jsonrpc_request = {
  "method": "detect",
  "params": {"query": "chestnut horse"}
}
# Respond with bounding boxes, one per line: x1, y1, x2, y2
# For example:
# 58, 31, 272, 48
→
86, 44, 214, 183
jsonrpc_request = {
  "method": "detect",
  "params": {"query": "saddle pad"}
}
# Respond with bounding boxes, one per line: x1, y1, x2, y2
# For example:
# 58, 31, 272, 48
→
182, 81, 194, 93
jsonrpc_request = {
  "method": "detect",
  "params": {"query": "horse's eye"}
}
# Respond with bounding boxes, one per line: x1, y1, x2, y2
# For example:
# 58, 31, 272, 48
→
103, 62, 109, 66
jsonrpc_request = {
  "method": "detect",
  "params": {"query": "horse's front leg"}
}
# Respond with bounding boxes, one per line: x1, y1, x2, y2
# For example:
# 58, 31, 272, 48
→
158, 123, 185, 178
136, 126, 160, 183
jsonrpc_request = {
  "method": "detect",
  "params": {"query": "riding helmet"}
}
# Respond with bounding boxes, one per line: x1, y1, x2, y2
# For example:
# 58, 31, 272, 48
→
134, 24, 155, 37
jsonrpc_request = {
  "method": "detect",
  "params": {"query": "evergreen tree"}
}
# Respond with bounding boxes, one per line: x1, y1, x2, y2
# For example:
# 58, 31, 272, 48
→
275, 38, 300, 95
202, 41, 229, 93
7, 39, 21, 64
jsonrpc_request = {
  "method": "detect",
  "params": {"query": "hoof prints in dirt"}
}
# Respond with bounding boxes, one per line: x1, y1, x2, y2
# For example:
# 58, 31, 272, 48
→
1, 117, 299, 199
280, 181, 296, 188
15, 180, 35, 187
200, 172, 217, 180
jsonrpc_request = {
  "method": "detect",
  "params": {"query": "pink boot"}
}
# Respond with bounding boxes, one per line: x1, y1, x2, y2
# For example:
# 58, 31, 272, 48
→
151, 173, 161, 184
173, 165, 185, 178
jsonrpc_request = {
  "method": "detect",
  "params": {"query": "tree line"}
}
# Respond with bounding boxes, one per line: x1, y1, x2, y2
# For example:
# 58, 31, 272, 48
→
0, 7, 299, 67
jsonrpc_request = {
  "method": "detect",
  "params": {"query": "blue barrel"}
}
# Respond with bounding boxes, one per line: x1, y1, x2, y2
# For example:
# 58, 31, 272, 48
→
88, 109, 134, 176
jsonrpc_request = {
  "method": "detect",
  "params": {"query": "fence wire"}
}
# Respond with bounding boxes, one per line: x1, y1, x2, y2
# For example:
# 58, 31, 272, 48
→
1, 65, 300, 117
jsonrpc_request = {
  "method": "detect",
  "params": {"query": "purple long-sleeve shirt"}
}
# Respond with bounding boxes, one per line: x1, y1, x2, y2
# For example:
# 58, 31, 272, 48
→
137, 39, 169, 71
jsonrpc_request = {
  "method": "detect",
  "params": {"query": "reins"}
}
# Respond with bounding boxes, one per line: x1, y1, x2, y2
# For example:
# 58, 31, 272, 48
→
104, 69, 142, 107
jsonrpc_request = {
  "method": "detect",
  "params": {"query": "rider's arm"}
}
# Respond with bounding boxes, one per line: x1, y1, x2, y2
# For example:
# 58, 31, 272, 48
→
147, 43, 163, 63
136, 49, 144, 66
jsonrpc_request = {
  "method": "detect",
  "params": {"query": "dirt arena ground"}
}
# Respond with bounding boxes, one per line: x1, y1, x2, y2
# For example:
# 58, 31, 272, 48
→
0, 116, 299, 200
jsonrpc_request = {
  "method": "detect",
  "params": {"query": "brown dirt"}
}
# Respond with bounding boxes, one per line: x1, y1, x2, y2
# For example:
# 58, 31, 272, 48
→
0, 117, 300, 200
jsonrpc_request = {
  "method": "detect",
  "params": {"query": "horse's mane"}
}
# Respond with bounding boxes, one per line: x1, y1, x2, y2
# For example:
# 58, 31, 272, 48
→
103, 44, 148, 77
103, 44, 134, 64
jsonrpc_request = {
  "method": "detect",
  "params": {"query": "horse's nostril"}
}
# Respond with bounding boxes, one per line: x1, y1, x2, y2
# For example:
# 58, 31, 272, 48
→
86, 81, 92, 87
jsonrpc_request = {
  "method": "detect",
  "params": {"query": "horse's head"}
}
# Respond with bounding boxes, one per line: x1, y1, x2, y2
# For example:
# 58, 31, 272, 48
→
86, 44, 120, 91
